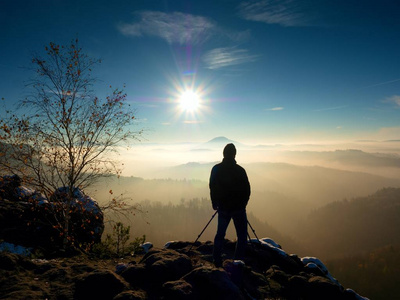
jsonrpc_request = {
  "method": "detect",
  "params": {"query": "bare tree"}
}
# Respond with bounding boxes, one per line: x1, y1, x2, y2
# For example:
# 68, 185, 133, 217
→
0, 40, 143, 248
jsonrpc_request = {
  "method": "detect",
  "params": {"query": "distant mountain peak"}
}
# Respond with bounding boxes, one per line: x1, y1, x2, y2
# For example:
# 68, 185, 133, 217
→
207, 136, 235, 144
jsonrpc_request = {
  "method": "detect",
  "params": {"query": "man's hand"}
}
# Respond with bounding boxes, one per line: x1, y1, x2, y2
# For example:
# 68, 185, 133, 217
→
212, 203, 219, 210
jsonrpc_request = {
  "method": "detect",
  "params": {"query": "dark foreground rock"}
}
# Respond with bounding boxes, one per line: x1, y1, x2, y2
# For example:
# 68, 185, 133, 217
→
0, 240, 368, 300
0, 175, 104, 253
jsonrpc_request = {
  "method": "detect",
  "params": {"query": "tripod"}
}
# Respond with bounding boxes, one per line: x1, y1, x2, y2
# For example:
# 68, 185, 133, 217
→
189, 213, 261, 252
247, 220, 260, 243
188, 210, 218, 252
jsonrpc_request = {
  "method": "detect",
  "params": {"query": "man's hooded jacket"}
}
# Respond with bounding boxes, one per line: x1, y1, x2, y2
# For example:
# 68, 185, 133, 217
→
209, 157, 251, 211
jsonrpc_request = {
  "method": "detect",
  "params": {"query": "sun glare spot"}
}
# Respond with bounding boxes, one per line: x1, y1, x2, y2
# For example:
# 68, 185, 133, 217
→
179, 90, 200, 112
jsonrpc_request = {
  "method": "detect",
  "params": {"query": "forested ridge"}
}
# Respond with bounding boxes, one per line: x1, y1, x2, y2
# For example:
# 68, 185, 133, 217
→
294, 187, 400, 259
326, 245, 400, 300
106, 197, 305, 256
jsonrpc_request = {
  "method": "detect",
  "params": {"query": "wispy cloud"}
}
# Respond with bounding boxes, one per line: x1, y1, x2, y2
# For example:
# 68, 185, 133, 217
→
202, 47, 258, 69
313, 105, 348, 112
384, 95, 400, 108
363, 78, 400, 89
266, 106, 284, 111
118, 11, 215, 45
238, 0, 308, 27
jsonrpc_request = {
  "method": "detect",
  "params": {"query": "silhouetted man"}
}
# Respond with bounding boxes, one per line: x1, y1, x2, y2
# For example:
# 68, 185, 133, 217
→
209, 143, 251, 267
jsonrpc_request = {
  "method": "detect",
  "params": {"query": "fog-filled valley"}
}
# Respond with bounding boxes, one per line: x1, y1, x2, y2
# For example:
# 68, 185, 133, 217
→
3, 132, 400, 299
84, 137, 400, 299
88, 137, 400, 260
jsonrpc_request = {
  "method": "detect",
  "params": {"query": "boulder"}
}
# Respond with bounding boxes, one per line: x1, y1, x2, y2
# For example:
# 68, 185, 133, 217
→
74, 270, 127, 300
0, 175, 104, 252
120, 264, 149, 287
162, 279, 193, 300
0, 174, 22, 200
307, 276, 344, 300
0, 251, 20, 271
182, 266, 245, 300
0, 241, 370, 300
141, 249, 192, 283
51, 186, 104, 245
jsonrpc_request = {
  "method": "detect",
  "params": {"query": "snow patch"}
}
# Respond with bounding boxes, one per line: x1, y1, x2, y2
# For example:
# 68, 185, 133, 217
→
260, 237, 281, 249
0, 242, 32, 256
164, 241, 173, 249
301, 257, 328, 274
302, 257, 341, 286
249, 237, 288, 257
140, 242, 153, 253
15, 186, 35, 198
345, 289, 370, 300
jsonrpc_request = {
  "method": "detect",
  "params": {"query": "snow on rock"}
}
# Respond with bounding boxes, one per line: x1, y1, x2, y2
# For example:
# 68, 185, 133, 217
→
17, 187, 48, 205
301, 257, 341, 286
115, 262, 135, 274
164, 241, 173, 249
346, 289, 370, 300
0, 175, 104, 251
15, 186, 35, 198
260, 237, 282, 249
302, 257, 329, 274
140, 242, 153, 253
52, 187, 102, 214
249, 237, 288, 257
0, 242, 32, 256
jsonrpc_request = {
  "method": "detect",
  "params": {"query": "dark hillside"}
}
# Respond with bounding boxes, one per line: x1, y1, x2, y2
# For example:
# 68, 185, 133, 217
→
326, 245, 400, 300
295, 188, 400, 259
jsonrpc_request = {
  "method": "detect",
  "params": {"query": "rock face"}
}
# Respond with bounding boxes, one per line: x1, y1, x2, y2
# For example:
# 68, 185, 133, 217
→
116, 240, 367, 300
0, 175, 104, 253
0, 240, 369, 300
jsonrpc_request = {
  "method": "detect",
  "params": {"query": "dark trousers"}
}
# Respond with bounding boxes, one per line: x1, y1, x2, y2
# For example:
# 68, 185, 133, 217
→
213, 209, 247, 263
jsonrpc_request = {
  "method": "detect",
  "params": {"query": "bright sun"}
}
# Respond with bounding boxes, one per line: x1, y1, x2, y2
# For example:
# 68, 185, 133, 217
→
179, 90, 200, 112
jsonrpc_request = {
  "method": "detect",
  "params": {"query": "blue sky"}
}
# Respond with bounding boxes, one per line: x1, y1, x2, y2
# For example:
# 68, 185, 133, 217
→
1, 0, 400, 144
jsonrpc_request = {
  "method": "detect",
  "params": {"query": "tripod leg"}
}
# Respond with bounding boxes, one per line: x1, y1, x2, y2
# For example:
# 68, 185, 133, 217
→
247, 220, 260, 242
247, 232, 253, 244
188, 210, 218, 252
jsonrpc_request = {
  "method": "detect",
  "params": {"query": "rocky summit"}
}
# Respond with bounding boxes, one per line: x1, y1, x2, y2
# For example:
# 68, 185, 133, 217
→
0, 174, 368, 299
0, 239, 368, 300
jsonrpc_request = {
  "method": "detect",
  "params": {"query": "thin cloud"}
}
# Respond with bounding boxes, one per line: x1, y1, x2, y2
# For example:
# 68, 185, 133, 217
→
203, 47, 258, 70
313, 105, 348, 112
363, 78, 400, 89
118, 11, 215, 45
266, 107, 284, 111
238, 0, 309, 27
384, 95, 400, 108
225, 29, 252, 43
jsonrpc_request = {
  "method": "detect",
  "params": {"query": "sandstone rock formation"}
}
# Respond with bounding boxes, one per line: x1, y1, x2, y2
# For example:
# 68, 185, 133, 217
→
0, 175, 104, 253
0, 240, 369, 299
